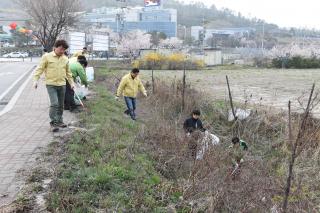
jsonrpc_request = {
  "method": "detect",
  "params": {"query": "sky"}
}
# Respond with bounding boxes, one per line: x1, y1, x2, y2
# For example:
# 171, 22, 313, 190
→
181, 0, 319, 29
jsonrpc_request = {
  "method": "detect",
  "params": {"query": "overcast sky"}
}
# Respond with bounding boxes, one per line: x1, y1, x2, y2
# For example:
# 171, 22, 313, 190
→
181, 0, 319, 29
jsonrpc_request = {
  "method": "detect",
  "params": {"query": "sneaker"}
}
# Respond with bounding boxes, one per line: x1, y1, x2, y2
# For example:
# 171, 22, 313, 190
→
50, 122, 59, 132
124, 110, 130, 117
70, 108, 82, 113
56, 122, 67, 128
51, 126, 59, 132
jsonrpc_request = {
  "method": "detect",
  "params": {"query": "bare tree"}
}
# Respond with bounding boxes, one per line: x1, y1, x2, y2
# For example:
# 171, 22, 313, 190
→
282, 83, 315, 213
15, 0, 81, 51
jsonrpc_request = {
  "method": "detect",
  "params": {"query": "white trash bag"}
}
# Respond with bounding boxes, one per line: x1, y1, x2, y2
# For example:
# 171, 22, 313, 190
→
86, 67, 94, 82
228, 108, 251, 121
74, 83, 88, 105
196, 131, 220, 160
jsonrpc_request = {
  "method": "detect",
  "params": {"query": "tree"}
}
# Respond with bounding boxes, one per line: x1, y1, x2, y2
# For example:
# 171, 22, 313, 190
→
116, 30, 151, 60
11, 30, 32, 47
15, 0, 81, 51
149, 31, 167, 47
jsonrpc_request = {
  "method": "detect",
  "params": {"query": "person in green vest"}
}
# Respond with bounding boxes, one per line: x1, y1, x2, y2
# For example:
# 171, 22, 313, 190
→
64, 55, 88, 112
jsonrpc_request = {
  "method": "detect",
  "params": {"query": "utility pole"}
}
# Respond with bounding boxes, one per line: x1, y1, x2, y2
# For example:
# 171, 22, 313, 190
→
202, 16, 206, 52
116, 0, 127, 37
261, 22, 265, 50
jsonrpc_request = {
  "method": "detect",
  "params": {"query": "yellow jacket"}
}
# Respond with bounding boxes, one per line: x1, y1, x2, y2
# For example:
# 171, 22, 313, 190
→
72, 50, 88, 58
34, 51, 74, 86
117, 73, 147, 98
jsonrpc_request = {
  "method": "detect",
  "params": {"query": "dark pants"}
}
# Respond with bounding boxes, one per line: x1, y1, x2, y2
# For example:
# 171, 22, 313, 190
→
64, 81, 76, 110
187, 131, 202, 160
46, 85, 66, 124
124, 96, 136, 119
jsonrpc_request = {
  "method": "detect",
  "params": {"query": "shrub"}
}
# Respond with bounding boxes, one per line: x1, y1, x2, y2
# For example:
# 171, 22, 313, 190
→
272, 56, 320, 69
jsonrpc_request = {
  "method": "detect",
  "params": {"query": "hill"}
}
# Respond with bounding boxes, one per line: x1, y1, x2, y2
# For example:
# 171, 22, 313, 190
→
0, 0, 319, 38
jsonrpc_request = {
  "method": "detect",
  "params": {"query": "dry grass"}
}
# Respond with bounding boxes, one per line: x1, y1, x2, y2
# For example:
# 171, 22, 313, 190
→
134, 77, 320, 212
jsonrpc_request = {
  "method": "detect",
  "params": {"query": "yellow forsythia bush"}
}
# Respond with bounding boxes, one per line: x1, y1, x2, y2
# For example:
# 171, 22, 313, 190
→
138, 52, 206, 70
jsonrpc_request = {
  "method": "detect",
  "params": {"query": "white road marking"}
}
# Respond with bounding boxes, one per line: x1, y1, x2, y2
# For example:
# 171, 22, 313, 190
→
0, 66, 36, 117
0, 67, 32, 101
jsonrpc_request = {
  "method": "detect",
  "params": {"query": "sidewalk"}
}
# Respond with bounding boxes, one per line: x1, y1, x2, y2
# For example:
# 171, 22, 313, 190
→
0, 77, 74, 207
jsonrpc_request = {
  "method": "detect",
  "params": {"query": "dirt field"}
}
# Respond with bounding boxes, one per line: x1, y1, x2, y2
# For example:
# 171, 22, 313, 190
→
138, 68, 320, 116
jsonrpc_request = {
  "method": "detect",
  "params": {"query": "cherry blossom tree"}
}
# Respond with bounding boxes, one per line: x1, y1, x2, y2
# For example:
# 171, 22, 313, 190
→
116, 30, 151, 60
267, 43, 320, 58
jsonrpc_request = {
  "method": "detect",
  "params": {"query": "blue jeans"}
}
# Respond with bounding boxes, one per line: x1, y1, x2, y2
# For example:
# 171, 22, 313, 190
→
124, 97, 136, 119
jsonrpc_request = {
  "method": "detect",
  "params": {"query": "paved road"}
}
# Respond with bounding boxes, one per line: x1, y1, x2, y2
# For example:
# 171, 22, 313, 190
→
0, 62, 37, 98
0, 61, 38, 113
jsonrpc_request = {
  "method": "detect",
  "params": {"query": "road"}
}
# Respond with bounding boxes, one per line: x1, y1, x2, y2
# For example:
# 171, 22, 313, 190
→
0, 61, 38, 111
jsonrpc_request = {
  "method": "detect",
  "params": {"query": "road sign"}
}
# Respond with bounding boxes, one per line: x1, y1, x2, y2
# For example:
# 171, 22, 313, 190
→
92, 35, 109, 51
69, 32, 85, 54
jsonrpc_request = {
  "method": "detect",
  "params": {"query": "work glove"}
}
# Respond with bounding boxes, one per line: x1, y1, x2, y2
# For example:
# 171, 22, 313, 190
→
71, 84, 75, 90
240, 158, 244, 163
33, 81, 38, 89
143, 91, 148, 97
186, 132, 191, 137
115, 96, 120, 101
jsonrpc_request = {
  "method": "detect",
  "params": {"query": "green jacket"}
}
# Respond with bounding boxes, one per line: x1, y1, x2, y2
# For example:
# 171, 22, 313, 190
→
69, 61, 88, 87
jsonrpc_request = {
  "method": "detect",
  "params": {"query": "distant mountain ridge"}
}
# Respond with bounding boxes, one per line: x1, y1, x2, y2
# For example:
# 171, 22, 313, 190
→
0, 0, 319, 38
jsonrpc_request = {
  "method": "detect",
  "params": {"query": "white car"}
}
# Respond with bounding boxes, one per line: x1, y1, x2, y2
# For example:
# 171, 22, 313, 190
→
3, 43, 15, 48
3, 52, 28, 58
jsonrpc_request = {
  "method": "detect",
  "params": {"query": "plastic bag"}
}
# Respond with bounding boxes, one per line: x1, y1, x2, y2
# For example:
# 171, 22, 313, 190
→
196, 131, 220, 160
228, 108, 251, 121
86, 67, 94, 82
74, 83, 88, 105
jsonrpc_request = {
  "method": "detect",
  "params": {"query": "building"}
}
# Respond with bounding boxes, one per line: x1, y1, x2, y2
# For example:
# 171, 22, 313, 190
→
80, 6, 177, 37
191, 26, 255, 41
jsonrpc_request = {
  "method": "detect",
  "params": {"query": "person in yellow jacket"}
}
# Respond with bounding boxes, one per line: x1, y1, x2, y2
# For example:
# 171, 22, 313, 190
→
116, 68, 147, 120
72, 47, 88, 58
33, 40, 75, 132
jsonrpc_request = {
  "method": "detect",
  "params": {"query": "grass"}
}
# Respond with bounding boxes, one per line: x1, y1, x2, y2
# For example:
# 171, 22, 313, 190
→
43, 64, 320, 212
46, 72, 187, 212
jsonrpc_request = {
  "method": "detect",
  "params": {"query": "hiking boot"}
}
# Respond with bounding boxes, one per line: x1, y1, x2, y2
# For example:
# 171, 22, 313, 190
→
56, 122, 67, 128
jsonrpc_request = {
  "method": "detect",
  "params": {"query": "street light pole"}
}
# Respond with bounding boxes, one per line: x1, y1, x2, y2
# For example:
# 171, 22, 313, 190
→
261, 22, 265, 50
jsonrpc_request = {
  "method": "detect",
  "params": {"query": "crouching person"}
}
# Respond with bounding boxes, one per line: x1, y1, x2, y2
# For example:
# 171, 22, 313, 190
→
229, 137, 248, 179
183, 110, 206, 160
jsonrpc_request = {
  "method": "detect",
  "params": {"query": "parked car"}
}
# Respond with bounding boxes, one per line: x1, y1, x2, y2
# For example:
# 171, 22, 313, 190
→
2, 52, 28, 58
2, 43, 15, 48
